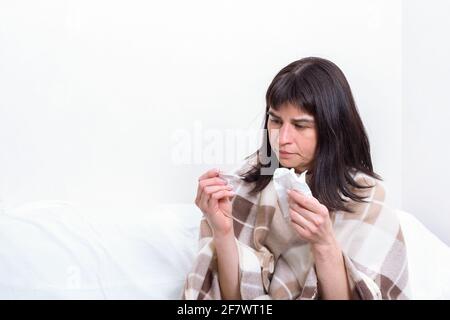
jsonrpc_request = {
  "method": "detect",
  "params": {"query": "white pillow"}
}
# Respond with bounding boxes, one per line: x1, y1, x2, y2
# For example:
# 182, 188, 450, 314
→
396, 209, 450, 299
0, 201, 200, 299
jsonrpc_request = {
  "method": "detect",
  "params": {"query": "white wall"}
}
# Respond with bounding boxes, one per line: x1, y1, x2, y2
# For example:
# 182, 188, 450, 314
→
403, 0, 450, 245
0, 2, 404, 217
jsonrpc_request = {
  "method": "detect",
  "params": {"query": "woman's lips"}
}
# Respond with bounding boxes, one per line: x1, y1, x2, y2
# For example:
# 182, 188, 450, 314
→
279, 150, 295, 158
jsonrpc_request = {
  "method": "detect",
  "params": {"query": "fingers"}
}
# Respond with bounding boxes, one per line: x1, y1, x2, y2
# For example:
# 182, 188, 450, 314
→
287, 189, 328, 217
289, 202, 324, 226
199, 186, 210, 213
289, 207, 317, 234
210, 189, 235, 201
195, 174, 227, 206
198, 168, 220, 182
195, 168, 233, 213
200, 177, 228, 188
291, 222, 309, 240
200, 185, 234, 208
199, 186, 235, 214
205, 184, 234, 195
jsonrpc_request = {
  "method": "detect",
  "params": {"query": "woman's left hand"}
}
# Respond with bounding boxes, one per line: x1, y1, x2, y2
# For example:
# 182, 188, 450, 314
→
287, 189, 335, 248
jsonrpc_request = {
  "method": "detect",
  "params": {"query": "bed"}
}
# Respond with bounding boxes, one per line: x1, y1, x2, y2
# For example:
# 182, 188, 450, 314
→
0, 201, 449, 299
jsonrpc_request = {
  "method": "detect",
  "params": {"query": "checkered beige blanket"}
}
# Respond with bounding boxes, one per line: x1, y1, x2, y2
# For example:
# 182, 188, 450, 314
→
182, 165, 410, 300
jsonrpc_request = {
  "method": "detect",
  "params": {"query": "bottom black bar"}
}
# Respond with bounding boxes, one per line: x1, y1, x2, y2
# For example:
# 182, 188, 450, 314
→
0, 299, 446, 319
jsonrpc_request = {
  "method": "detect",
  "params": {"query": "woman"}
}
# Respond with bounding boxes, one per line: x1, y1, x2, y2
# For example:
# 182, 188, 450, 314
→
182, 57, 410, 300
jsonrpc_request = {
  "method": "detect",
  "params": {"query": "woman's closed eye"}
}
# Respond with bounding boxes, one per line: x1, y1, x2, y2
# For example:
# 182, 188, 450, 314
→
269, 117, 306, 129
269, 118, 281, 125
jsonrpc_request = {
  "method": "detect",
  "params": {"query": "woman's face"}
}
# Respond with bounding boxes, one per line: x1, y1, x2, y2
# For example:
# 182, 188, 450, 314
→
267, 103, 317, 173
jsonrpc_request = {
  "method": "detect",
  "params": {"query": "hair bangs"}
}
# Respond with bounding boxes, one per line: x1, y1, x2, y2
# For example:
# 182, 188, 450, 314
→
267, 73, 316, 115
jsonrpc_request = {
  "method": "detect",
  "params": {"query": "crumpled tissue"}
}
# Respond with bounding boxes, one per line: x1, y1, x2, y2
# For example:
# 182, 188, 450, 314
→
273, 168, 312, 219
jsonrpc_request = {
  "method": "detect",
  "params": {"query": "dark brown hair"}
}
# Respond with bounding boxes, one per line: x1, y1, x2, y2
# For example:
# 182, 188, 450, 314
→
238, 57, 381, 213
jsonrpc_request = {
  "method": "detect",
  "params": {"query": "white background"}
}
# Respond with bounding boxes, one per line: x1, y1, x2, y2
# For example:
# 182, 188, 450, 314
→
0, 0, 448, 244
403, 0, 450, 245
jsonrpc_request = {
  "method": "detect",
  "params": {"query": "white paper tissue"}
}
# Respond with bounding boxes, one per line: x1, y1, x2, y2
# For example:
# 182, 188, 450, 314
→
273, 168, 312, 219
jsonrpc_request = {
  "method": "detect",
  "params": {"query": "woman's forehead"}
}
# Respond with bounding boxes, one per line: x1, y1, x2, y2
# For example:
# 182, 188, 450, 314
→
269, 103, 314, 120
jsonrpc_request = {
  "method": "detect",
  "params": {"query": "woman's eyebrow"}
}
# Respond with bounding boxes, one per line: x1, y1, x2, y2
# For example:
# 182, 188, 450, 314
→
292, 118, 314, 124
267, 111, 281, 118
267, 110, 314, 123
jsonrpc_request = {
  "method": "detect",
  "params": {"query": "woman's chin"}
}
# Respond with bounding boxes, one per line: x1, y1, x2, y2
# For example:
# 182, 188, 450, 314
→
277, 157, 306, 170
278, 158, 296, 166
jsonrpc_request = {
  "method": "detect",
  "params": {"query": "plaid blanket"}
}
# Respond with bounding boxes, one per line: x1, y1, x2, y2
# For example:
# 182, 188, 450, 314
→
181, 165, 411, 300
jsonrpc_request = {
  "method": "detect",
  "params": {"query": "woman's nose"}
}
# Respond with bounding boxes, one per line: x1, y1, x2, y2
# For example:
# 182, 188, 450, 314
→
279, 124, 293, 144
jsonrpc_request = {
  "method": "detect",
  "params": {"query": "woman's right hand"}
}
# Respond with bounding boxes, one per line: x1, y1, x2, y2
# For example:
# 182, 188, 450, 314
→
195, 168, 236, 237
